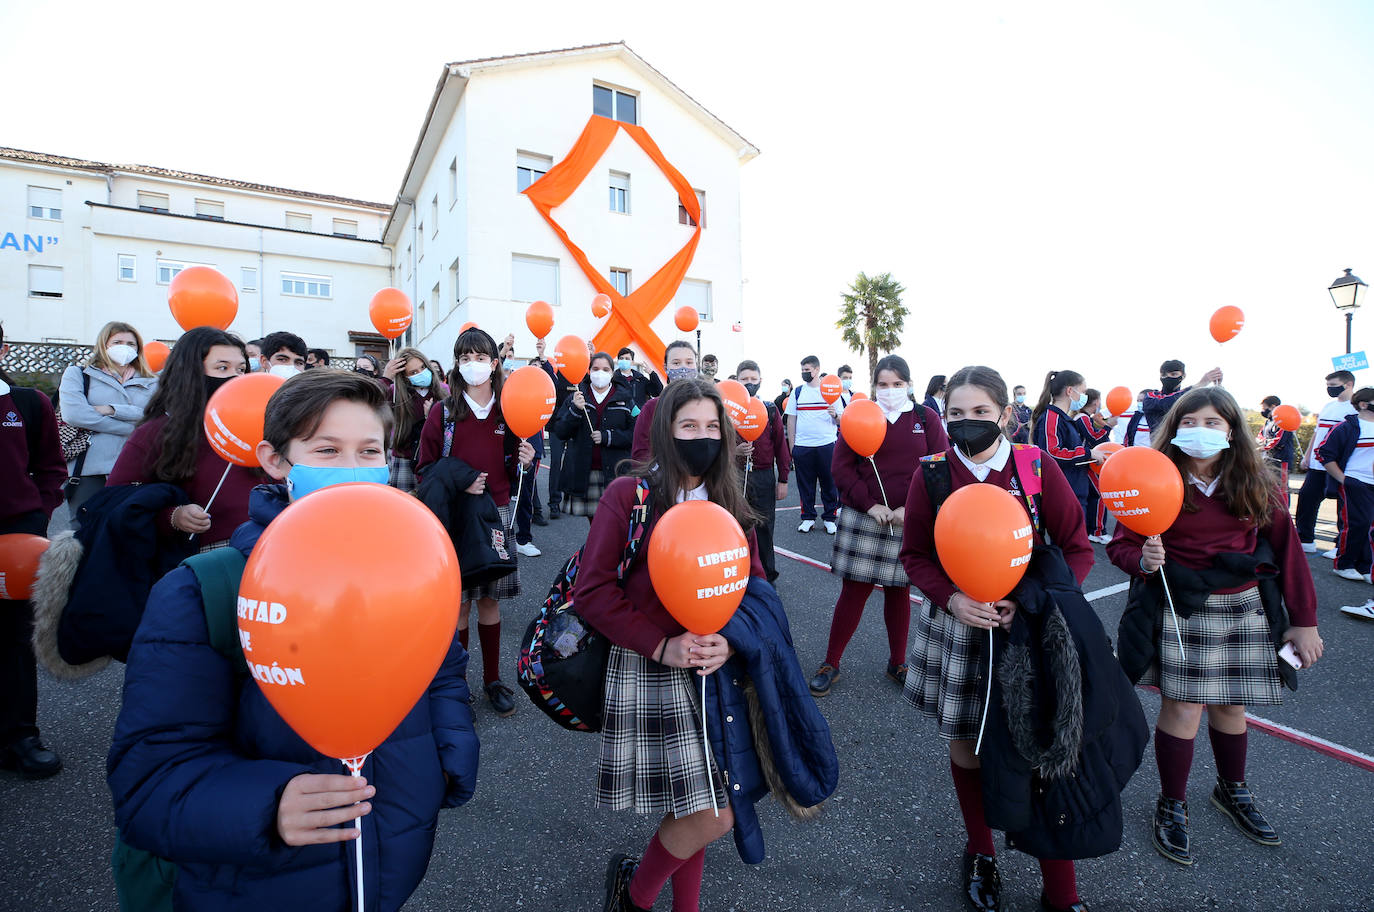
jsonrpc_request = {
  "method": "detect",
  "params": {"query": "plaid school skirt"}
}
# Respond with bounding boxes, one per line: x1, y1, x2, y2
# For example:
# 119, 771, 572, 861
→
461, 502, 521, 602
830, 506, 910, 588
388, 454, 416, 493
563, 469, 606, 518
904, 603, 991, 741
1142, 586, 1284, 706
596, 645, 728, 818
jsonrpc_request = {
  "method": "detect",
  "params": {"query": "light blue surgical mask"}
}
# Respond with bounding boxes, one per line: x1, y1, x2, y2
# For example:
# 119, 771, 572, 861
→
1171, 427, 1230, 459
407, 368, 433, 388
285, 463, 390, 501
841, 378, 852, 391
502, 358, 519, 372
617, 359, 633, 372
1015, 394, 1026, 405
1070, 392, 1088, 411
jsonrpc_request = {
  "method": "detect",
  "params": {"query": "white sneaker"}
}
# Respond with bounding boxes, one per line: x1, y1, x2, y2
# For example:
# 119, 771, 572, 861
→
1301, 542, 1318, 553
824, 520, 838, 535
1332, 566, 1365, 581
515, 542, 541, 557
799, 519, 815, 533
1323, 548, 1338, 560
1341, 600, 1374, 620
1089, 534, 1112, 544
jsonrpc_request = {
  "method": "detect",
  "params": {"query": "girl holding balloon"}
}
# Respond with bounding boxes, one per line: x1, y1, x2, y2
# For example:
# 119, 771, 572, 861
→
384, 346, 443, 493
1108, 387, 1323, 867
900, 365, 1097, 912
1031, 369, 1097, 514
810, 355, 947, 697
552, 351, 635, 519
577, 379, 765, 912
416, 327, 535, 718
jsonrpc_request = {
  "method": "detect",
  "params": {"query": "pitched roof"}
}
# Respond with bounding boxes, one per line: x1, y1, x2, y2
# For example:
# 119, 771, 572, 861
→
0, 146, 390, 211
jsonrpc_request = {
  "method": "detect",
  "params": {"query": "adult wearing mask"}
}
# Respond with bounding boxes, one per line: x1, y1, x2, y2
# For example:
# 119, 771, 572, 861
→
384, 346, 442, 493
108, 328, 255, 549
630, 340, 700, 462
1010, 384, 1032, 444
553, 352, 634, 521
58, 322, 158, 516
615, 346, 663, 413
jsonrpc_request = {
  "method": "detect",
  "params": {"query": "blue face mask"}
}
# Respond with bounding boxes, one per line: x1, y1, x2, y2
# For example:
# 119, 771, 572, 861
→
502, 358, 518, 372
1070, 392, 1088, 411
407, 368, 433, 388
1015, 394, 1026, 405
667, 366, 697, 382
285, 463, 390, 501
617, 359, 633, 371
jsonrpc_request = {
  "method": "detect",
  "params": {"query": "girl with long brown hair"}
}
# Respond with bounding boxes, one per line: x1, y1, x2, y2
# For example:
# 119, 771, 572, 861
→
384, 345, 441, 493
1107, 386, 1323, 867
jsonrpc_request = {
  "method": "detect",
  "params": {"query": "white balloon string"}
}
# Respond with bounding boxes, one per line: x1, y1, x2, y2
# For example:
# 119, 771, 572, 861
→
975, 623, 994, 756
1158, 565, 1187, 662
188, 463, 232, 544
342, 755, 368, 912
869, 456, 895, 537
701, 672, 720, 819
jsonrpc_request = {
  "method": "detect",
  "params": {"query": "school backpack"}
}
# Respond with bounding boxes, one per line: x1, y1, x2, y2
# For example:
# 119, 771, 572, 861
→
516, 478, 651, 732
110, 547, 248, 912
920, 443, 1045, 536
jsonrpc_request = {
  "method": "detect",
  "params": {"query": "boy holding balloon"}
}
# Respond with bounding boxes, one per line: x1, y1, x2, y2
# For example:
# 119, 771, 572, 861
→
109, 370, 478, 912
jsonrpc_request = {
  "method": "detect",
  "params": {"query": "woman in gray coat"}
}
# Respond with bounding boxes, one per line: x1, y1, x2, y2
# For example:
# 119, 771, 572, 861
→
58, 321, 158, 515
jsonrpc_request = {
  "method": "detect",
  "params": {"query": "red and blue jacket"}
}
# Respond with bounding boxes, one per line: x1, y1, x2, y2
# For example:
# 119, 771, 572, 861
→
1258, 419, 1295, 467
1316, 413, 1370, 471
1033, 404, 1089, 503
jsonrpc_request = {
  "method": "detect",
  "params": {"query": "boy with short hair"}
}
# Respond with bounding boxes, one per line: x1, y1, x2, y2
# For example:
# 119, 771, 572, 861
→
1138, 359, 1223, 430
258, 331, 307, 374
305, 348, 330, 370
1257, 395, 1296, 492
786, 354, 842, 534
1296, 370, 1357, 553
108, 370, 477, 911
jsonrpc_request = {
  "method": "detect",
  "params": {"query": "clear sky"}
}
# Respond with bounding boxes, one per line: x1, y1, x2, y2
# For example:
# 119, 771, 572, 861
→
4, 0, 1372, 411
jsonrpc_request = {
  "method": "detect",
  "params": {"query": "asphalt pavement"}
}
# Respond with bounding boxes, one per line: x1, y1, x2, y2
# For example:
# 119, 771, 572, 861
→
3, 472, 1372, 911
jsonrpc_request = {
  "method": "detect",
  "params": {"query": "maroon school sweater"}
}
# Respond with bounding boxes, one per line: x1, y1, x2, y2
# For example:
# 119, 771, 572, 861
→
631, 396, 658, 463
0, 387, 66, 521
415, 401, 515, 506
833, 405, 948, 512
107, 416, 258, 545
575, 476, 767, 659
899, 445, 1093, 609
735, 406, 791, 483
1105, 489, 1317, 627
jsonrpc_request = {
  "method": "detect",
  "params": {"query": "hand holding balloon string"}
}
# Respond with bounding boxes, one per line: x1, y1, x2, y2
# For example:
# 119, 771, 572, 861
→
949, 592, 1016, 630
658, 632, 735, 676
276, 773, 374, 846
1139, 535, 1166, 573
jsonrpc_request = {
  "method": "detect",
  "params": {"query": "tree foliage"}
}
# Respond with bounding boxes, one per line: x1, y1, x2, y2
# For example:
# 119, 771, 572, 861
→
837, 272, 908, 380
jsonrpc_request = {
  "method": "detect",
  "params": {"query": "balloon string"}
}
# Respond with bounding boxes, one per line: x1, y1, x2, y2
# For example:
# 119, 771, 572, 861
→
743, 459, 751, 497
701, 672, 720, 818
341, 755, 368, 912
188, 463, 232, 544
869, 456, 895, 537
1157, 564, 1187, 662
975, 624, 994, 756
510, 466, 524, 532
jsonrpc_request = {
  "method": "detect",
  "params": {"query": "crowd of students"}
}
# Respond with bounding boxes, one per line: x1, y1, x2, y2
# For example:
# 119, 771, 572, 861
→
0, 313, 1354, 912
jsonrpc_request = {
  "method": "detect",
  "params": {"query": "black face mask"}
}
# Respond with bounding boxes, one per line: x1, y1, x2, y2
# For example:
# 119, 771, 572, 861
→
675, 436, 721, 476
1328, 385, 1345, 399
355, 368, 376, 378
946, 419, 1004, 457
1261, 408, 1273, 420
800, 370, 814, 383
1160, 376, 1182, 394
743, 382, 760, 397
204, 374, 235, 400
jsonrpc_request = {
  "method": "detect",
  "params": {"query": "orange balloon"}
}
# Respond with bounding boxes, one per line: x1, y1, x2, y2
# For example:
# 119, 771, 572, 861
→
525, 300, 554, 339
204, 373, 286, 467
717, 379, 750, 426
369, 288, 413, 340
1088, 442, 1124, 479
501, 365, 557, 439
1105, 386, 1134, 417
591, 294, 612, 319
647, 501, 749, 635
169, 266, 238, 331
144, 341, 171, 372
551, 334, 590, 384
674, 306, 700, 332
736, 397, 768, 443
934, 484, 1034, 603
237, 483, 461, 761
1273, 404, 1301, 432
1209, 305, 1245, 344
818, 375, 843, 405
850, 390, 869, 400
839, 398, 886, 458
0, 533, 49, 601
460, 321, 479, 334
1097, 445, 1184, 537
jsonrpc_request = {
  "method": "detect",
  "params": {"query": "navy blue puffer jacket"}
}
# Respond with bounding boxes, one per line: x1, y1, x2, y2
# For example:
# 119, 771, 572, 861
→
107, 485, 479, 911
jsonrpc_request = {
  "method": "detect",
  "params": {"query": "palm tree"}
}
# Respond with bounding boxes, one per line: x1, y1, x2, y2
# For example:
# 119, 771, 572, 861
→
837, 272, 907, 380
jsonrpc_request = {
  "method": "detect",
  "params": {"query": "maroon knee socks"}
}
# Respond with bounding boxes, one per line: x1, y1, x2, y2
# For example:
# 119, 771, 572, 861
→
949, 760, 996, 856
1154, 728, 1195, 801
630, 833, 695, 910
477, 620, 502, 685
1208, 726, 1248, 782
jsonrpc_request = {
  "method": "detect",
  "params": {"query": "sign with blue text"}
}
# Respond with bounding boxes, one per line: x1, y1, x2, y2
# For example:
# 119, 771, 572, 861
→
0, 232, 58, 253
1332, 351, 1369, 372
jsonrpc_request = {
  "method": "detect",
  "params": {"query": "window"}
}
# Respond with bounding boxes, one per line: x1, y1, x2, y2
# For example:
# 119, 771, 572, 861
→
448, 158, 458, 207
285, 211, 312, 231
156, 259, 188, 284
241, 266, 258, 292
512, 254, 559, 305
593, 84, 638, 124
516, 152, 551, 192
675, 278, 712, 322
117, 254, 137, 282
194, 199, 225, 221
280, 271, 332, 298
609, 268, 631, 295
404, 244, 412, 280
428, 283, 440, 336
417, 222, 424, 261
679, 189, 707, 228
332, 218, 358, 237
28, 265, 62, 298
430, 195, 439, 234
137, 191, 170, 213
609, 171, 630, 214
27, 186, 62, 220
449, 257, 461, 305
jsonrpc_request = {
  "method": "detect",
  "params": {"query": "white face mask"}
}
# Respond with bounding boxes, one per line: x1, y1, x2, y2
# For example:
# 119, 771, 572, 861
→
875, 387, 910, 412
1171, 426, 1229, 459
589, 369, 613, 390
107, 343, 138, 367
458, 360, 493, 386
269, 364, 302, 380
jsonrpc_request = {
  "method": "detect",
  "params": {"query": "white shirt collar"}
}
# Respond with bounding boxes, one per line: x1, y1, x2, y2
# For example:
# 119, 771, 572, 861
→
676, 483, 708, 503
591, 385, 611, 403
953, 435, 1011, 482
463, 391, 494, 420
1188, 473, 1219, 497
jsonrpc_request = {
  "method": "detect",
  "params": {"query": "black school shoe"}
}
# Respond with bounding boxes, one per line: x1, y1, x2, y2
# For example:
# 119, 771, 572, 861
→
1152, 795, 1192, 865
1040, 895, 1090, 912
808, 664, 840, 697
1210, 777, 1281, 846
962, 851, 1001, 912
603, 854, 649, 912
886, 662, 908, 686
483, 680, 517, 717
0, 736, 62, 780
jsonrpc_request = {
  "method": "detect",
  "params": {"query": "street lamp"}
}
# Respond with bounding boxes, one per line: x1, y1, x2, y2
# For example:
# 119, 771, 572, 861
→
1329, 267, 1369, 355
